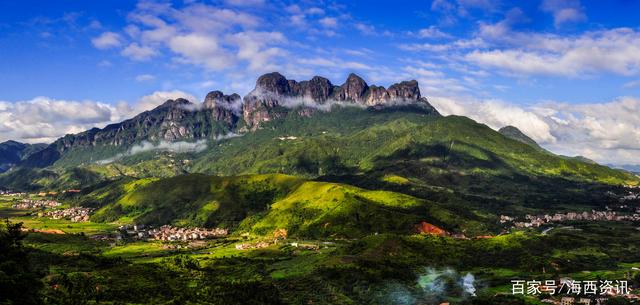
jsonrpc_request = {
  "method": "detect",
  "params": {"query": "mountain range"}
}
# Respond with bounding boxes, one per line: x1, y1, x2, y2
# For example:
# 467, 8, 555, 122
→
11, 72, 437, 171
0, 72, 637, 235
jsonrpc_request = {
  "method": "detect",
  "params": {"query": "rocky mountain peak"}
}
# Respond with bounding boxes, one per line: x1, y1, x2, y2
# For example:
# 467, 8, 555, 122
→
203, 91, 241, 110
204, 90, 225, 102
158, 98, 193, 109
296, 76, 334, 102
340, 73, 369, 102
241, 72, 437, 128
203, 90, 242, 127
388, 80, 421, 100
255, 72, 290, 95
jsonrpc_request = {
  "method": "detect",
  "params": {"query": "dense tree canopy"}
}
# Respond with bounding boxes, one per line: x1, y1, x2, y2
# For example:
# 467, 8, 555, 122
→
0, 220, 42, 305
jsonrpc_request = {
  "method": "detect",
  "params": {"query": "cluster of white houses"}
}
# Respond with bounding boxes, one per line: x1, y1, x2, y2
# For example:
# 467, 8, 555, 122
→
619, 191, 640, 202
41, 207, 94, 222
118, 224, 228, 241
13, 199, 61, 209
149, 225, 228, 241
0, 190, 26, 196
501, 210, 640, 228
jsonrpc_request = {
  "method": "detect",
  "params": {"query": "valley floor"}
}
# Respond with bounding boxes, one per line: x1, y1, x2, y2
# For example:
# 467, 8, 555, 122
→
2, 196, 640, 305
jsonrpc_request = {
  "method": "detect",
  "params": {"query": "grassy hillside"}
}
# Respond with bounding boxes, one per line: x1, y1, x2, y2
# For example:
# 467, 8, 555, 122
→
175, 109, 635, 217
71, 173, 491, 237
4, 107, 635, 228
189, 109, 636, 185
242, 180, 489, 238
3, 107, 636, 192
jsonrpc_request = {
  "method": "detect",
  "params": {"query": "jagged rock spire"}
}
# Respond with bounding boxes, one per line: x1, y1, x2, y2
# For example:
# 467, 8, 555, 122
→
241, 72, 434, 128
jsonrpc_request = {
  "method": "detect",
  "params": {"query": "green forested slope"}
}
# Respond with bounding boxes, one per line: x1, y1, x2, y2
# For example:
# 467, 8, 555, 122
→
184, 108, 635, 185
71, 173, 490, 237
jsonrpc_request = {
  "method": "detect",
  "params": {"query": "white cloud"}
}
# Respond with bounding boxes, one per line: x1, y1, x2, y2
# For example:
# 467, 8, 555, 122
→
91, 31, 123, 49
121, 43, 158, 61
297, 57, 371, 71
404, 66, 471, 95
130, 140, 208, 155
134, 90, 197, 113
399, 37, 484, 52
102, 1, 294, 74
477, 8, 527, 40
97, 60, 112, 67
402, 8, 640, 79
541, 0, 586, 27
466, 28, 640, 77
96, 139, 209, 164
0, 97, 118, 143
428, 94, 640, 165
168, 33, 234, 70
431, 0, 500, 20
306, 7, 325, 15
319, 17, 338, 28
0, 90, 197, 144
223, 0, 264, 6
416, 26, 451, 39
290, 14, 306, 27
430, 96, 556, 143
228, 31, 287, 72
344, 48, 373, 57
355, 23, 376, 36
135, 74, 155, 82
623, 80, 640, 89
96, 133, 242, 164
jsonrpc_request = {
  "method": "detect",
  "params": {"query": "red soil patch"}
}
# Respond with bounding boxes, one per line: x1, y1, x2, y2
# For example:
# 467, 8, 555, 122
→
415, 221, 448, 236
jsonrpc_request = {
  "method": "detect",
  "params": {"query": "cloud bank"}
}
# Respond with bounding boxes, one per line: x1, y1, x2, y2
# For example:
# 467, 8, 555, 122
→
96, 133, 241, 164
0, 90, 196, 144
430, 95, 640, 165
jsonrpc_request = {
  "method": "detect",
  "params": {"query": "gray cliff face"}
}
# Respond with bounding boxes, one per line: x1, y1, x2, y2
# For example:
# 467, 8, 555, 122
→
203, 91, 241, 127
339, 73, 369, 102
294, 76, 334, 103
388, 80, 421, 101
242, 72, 436, 128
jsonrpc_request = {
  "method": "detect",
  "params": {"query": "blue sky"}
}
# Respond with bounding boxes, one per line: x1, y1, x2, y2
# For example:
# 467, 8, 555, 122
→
1, 0, 640, 165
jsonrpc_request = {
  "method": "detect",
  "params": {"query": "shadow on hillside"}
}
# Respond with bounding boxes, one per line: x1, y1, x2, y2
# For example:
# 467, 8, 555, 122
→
318, 141, 627, 216
372, 142, 511, 171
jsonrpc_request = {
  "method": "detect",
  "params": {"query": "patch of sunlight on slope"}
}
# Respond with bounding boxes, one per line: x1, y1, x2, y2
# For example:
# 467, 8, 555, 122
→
381, 174, 410, 185
119, 178, 161, 208
248, 181, 428, 238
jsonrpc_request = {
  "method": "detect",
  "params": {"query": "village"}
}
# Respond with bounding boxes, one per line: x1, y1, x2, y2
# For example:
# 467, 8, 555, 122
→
40, 207, 94, 222
12, 198, 61, 209
617, 185, 640, 202
117, 224, 228, 241
501, 209, 640, 229
0, 189, 27, 196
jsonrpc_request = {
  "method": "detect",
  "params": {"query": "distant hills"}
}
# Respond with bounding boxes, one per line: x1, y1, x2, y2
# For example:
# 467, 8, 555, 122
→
0, 140, 46, 173
610, 164, 640, 175
498, 126, 541, 150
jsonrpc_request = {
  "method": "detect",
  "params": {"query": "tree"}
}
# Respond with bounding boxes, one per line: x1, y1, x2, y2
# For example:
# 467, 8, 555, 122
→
0, 219, 43, 305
